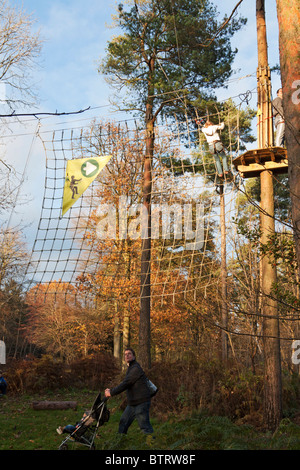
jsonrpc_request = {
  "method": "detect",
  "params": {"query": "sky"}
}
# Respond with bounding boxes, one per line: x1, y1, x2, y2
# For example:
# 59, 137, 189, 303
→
10, 0, 282, 114
1, 0, 282, 249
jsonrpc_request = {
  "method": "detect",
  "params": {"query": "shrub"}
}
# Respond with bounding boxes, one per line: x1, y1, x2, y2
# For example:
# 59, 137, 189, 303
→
4, 353, 120, 394
145, 359, 264, 422
4, 354, 300, 431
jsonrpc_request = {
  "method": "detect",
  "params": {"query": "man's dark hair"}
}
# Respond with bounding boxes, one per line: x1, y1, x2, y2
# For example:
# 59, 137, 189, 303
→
124, 347, 136, 357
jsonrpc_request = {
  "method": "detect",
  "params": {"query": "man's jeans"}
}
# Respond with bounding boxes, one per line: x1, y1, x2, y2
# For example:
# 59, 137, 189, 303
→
208, 141, 229, 176
118, 401, 153, 435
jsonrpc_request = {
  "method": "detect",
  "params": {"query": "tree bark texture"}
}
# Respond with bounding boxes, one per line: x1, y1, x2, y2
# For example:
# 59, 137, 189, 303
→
219, 184, 228, 361
256, 0, 282, 431
139, 102, 154, 369
260, 170, 282, 431
276, 0, 300, 272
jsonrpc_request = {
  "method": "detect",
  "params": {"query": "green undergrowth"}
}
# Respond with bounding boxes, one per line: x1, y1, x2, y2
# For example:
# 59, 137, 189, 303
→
0, 390, 300, 451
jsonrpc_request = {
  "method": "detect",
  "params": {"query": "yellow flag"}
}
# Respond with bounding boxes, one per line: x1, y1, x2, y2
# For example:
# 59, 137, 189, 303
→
62, 155, 112, 216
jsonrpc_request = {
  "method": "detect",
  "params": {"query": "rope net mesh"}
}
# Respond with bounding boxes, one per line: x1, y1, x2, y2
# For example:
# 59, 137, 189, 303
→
24, 113, 242, 306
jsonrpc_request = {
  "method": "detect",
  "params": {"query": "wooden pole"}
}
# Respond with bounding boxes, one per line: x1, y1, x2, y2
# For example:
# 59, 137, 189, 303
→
256, 0, 282, 430
256, 0, 274, 148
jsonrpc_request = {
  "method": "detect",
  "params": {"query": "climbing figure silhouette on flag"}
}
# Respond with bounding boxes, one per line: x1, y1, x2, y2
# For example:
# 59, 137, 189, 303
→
69, 176, 82, 199
62, 155, 112, 216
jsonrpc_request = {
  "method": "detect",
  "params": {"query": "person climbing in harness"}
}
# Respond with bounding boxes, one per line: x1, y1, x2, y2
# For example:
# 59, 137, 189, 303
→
197, 119, 231, 180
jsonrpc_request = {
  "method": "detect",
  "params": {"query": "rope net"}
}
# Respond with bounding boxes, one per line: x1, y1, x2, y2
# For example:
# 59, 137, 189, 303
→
24, 110, 244, 308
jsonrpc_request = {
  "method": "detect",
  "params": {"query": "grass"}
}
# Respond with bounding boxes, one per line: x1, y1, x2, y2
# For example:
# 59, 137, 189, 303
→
1, 389, 300, 451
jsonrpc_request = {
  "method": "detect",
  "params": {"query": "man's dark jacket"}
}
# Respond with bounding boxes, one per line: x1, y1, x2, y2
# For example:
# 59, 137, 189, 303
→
110, 360, 150, 406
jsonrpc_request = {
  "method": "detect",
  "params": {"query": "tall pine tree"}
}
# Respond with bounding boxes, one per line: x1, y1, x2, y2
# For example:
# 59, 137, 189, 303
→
100, 0, 247, 367
276, 0, 300, 274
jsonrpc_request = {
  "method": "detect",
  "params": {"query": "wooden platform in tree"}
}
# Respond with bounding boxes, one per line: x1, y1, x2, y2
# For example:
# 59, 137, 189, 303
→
232, 147, 288, 178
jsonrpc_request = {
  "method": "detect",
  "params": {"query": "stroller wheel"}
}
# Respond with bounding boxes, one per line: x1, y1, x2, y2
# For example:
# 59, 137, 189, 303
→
59, 443, 68, 450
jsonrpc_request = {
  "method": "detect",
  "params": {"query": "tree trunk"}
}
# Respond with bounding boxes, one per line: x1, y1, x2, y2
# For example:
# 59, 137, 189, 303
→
256, 0, 274, 148
113, 301, 121, 363
219, 184, 228, 361
276, 0, 300, 273
256, 0, 282, 431
122, 311, 130, 371
260, 169, 282, 431
139, 101, 154, 369
123, 308, 130, 350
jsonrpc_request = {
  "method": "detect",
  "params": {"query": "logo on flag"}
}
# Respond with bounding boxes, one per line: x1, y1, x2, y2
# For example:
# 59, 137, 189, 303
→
62, 155, 112, 216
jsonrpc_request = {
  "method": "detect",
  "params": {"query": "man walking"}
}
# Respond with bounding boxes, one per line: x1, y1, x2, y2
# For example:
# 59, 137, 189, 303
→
105, 348, 154, 440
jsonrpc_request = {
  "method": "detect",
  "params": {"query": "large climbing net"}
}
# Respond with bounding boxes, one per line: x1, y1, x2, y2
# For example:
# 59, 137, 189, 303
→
21, 101, 251, 308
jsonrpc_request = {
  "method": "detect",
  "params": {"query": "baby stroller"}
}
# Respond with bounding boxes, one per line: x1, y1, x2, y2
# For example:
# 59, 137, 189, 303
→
58, 392, 109, 450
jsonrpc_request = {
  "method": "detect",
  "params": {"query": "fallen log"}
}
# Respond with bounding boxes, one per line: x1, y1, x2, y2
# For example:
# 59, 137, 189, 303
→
32, 400, 77, 410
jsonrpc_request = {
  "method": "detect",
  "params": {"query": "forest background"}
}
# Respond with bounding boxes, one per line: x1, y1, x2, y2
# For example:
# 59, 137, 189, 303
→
0, 0, 300, 440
